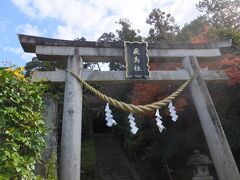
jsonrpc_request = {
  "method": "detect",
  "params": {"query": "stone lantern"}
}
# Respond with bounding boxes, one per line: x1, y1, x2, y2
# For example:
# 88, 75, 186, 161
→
187, 149, 214, 180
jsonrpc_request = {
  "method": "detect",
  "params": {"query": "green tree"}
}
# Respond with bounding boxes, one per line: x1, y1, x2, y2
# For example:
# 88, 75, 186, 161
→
98, 32, 116, 42
116, 18, 142, 42
196, 0, 240, 51
197, 0, 240, 30
25, 57, 67, 77
75, 37, 86, 41
98, 32, 120, 70
115, 18, 142, 70
146, 9, 179, 43
98, 19, 142, 71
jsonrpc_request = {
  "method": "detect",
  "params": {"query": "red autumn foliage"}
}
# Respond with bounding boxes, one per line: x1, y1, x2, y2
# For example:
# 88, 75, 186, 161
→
199, 53, 240, 95
131, 28, 240, 114
199, 53, 240, 85
190, 24, 240, 85
131, 63, 189, 115
224, 57, 240, 86
131, 82, 167, 106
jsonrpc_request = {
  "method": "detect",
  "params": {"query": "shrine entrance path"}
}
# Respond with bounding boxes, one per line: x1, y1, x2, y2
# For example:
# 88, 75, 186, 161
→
94, 134, 141, 180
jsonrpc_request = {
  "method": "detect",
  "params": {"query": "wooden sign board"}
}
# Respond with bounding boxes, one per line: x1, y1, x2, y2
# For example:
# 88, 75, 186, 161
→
124, 41, 150, 78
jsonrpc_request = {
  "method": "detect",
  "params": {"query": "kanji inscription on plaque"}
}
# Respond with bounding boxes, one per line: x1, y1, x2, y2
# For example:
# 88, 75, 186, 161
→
124, 41, 150, 78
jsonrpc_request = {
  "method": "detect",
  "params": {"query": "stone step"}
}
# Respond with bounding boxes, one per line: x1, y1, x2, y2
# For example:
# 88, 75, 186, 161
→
94, 133, 141, 180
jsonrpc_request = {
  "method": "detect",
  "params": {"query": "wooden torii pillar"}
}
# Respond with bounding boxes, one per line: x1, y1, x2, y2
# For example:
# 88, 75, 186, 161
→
18, 34, 240, 180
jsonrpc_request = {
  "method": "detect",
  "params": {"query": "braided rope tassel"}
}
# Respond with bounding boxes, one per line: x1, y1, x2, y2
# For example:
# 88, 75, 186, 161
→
66, 69, 197, 114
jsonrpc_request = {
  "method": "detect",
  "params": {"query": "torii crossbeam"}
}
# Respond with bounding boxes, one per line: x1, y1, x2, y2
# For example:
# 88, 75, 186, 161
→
18, 34, 239, 180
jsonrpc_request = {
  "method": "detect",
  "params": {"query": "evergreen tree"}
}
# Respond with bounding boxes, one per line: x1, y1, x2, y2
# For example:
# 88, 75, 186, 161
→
197, 0, 240, 30
146, 9, 179, 43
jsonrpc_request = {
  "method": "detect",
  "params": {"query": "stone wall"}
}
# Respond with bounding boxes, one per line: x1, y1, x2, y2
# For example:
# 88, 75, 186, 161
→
36, 96, 58, 179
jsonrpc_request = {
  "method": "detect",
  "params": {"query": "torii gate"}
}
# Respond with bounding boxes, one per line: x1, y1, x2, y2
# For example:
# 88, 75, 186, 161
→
18, 34, 240, 180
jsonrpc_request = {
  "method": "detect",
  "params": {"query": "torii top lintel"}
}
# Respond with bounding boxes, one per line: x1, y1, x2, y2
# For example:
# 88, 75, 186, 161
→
18, 34, 232, 62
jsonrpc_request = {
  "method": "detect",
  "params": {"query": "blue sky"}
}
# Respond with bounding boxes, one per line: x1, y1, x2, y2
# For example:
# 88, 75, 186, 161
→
0, 0, 201, 67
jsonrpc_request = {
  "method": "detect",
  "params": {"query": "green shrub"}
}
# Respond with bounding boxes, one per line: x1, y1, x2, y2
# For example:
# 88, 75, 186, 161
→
0, 67, 46, 179
45, 152, 57, 180
81, 138, 96, 178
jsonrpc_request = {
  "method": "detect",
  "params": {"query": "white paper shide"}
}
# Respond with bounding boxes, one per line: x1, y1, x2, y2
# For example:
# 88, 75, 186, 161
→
105, 103, 117, 127
155, 109, 165, 133
168, 102, 178, 122
128, 113, 139, 134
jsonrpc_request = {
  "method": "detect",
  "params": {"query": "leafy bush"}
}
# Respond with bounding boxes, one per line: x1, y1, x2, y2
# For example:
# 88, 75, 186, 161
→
0, 67, 46, 179
45, 152, 57, 180
81, 138, 96, 174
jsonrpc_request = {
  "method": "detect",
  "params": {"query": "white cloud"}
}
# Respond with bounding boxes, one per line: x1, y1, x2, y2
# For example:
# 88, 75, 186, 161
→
11, 0, 201, 40
11, 0, 38, 18
16, 23, 43, 36
3, 47, 35, 62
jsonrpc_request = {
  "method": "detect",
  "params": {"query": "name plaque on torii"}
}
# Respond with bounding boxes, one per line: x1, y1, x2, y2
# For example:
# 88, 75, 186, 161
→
17, 34, 240, 180
124, 41, 150, 78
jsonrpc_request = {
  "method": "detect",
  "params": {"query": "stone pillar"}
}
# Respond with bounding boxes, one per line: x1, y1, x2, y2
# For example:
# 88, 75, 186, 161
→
183, 56, 240, 180
36, 96, 58, 177
43, 96, 58, 158
60, 55, 83, 180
